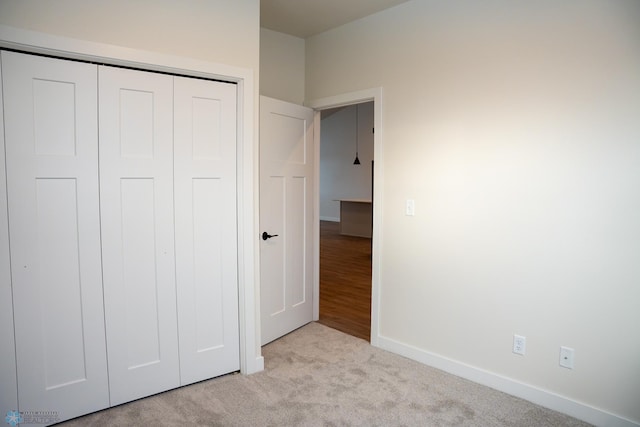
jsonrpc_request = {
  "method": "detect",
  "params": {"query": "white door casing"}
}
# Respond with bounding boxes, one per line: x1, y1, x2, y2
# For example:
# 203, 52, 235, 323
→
174, 76, 240, 384
0, 51, 19, 420
2, 51, 110, 420
307, 88, 383, 346
98, 66, 180, 405
260, 96, 315, 345
0, 24, 263, 377
0, 25, 263, 418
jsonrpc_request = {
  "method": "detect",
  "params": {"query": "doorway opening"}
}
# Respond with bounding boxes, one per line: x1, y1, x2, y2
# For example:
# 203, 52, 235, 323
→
317, 101, 374, 341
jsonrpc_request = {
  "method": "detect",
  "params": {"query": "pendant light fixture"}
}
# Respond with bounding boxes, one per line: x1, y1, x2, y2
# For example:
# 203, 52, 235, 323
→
353, 104, 361, 165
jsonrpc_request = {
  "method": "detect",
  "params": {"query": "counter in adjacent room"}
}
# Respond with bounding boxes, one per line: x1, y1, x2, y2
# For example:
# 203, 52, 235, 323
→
335, 199, 372, 238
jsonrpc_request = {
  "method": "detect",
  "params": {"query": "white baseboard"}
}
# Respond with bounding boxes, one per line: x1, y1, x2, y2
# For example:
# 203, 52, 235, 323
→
319, 216, 339, 222
375, 335, 639, 427
254, 355, 264, 373
245, 355, 264, 375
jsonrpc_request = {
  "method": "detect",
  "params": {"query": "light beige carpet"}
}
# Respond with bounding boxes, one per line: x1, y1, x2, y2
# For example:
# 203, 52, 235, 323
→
61, 322, 592, 426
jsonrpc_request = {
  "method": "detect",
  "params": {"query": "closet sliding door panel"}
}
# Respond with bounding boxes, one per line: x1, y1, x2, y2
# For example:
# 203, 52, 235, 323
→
174, 77, 240, 385
1, 51, 109, 423
98, 66, 179, 405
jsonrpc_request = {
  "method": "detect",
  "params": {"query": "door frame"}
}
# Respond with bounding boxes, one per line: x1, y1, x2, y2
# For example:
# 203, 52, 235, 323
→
0, 49, 18, 418
0, 25, 264, 375
308, 88, 383, 346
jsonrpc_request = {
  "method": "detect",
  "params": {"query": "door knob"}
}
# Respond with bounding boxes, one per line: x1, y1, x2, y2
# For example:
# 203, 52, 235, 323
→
262, 231, 279, 240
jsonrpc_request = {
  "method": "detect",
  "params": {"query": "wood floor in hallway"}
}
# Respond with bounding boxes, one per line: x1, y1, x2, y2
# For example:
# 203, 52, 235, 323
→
318, 220, 372, 341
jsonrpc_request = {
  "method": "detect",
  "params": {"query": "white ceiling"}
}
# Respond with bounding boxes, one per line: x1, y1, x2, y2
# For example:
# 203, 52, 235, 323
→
260, 0, 410, 38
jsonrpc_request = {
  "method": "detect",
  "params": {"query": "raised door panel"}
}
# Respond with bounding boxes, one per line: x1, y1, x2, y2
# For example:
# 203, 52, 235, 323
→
173, 77, 240, 385
1, 51, 109, 424
98, 66, 180, 405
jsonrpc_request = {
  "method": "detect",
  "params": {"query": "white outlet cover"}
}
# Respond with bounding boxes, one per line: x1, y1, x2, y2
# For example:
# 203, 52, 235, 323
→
560, 346, 575, 369
513, 334, 526, 355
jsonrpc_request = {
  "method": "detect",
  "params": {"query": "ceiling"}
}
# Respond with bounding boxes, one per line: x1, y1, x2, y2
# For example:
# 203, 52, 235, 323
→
260, 0, 410, 39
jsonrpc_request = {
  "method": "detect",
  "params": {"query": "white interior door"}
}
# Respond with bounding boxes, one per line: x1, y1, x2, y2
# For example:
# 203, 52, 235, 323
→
2, 51, 109, 422
174, 76, 240, 384
98, 66, 180, 405
260, 96, 315, 345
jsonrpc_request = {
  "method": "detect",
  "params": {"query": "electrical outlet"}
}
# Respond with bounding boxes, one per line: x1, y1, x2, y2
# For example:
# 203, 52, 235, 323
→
560, 346, 575, 369
513, 334, 526, 355
406, 199, 415, 216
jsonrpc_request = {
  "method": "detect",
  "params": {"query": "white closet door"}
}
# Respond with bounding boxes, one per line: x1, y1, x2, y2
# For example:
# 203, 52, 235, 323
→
98, 66, 180, 405
174, 77, 240, 385
1, 51, 109, 422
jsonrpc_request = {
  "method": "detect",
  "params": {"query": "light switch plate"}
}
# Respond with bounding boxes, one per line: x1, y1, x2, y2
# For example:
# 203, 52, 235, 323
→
406, 199, 415, 216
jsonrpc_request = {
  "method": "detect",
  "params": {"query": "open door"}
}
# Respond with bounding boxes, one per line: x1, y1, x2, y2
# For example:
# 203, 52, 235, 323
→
260, 96, 314, 345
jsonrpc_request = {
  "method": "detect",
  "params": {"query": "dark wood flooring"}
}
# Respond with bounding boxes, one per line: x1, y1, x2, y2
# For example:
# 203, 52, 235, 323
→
318, 220, 372, 341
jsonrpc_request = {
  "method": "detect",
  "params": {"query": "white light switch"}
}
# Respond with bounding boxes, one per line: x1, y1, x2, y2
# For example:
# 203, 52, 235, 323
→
406, 199, 415, 216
